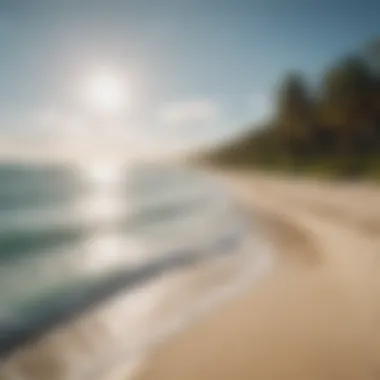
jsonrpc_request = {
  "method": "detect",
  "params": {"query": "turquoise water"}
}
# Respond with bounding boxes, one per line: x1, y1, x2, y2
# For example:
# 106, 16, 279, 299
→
0, 163, 242, 355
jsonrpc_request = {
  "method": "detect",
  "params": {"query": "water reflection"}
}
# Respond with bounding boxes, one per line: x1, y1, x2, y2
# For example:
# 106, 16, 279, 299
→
80, 233, 144, 274
86, 161, 122, 186
75, 163, 144, 275
78, 190, 123, 225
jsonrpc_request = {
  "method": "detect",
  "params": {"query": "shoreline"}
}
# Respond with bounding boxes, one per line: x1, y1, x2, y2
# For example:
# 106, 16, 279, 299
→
0, 189, 271, 380
135, 171, 380, 380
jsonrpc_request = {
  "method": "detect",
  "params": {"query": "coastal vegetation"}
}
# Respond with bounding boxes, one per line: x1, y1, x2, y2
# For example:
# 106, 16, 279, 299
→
206, 40, 380, 178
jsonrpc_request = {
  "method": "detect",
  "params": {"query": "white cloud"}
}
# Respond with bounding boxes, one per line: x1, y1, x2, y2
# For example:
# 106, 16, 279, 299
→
31, 107, 86, 135
158, 99, 219, 127
0, 98, 222, 162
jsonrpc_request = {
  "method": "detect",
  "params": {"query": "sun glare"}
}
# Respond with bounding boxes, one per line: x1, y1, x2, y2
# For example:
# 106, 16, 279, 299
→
87, 161, 120, 183
82, 69, 129, 114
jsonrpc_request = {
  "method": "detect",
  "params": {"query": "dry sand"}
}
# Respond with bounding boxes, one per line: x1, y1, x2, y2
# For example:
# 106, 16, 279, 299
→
136, 171, 380, 380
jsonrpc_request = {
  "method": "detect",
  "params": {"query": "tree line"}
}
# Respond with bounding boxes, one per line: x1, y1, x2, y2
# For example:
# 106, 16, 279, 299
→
208, 40, 380, 178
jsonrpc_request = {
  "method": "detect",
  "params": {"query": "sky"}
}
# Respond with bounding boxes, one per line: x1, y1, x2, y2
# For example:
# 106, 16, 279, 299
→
0, 0, 380, 161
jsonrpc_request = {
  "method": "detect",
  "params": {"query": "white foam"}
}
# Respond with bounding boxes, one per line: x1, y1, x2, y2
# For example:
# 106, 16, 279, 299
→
86, 234, 274, 380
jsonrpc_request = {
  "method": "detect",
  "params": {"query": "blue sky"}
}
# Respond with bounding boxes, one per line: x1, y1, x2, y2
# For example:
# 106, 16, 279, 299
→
0, 0, 379, 160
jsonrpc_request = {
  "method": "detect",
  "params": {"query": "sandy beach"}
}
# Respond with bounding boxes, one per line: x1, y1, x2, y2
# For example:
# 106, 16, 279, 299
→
3, 170, 380, 380
136, 171, 380, 380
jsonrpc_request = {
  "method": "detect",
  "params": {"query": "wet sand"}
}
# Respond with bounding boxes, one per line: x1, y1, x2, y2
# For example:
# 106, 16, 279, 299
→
136, 171, 380, 380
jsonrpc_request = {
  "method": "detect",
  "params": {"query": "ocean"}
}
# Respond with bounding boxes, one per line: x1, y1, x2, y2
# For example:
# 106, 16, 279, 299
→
0, 163, 272, 380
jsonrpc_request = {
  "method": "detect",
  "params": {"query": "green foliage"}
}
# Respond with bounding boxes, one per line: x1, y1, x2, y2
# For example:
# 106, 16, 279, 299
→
207, 40, 380, 179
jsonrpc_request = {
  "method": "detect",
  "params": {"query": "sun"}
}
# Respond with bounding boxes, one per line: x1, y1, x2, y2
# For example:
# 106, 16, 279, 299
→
82, 69, 129, 114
